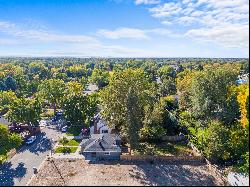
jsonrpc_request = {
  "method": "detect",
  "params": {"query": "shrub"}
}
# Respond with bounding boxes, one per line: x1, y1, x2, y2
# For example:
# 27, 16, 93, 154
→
55, 147, 77, 154
237, 152, 249, 174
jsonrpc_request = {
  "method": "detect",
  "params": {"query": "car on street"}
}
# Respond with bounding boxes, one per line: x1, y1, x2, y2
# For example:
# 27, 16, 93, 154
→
39, 120, 47, 127
61, 126, 67, 132
26, 136, 37, 145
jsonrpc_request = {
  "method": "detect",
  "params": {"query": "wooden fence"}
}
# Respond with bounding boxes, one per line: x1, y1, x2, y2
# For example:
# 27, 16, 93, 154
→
188, 142, 229, 185
120, 155, 205, 165
161, 134, 186, 142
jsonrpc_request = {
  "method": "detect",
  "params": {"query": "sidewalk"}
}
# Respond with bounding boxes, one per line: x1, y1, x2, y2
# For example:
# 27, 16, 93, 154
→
51, 153, 84, 159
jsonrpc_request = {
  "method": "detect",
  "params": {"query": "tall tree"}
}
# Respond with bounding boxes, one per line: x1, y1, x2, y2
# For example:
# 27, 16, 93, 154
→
7, 97, 42, 126
38, 79, 66, 115
0, 91, 17, 114
100, 68, 156, 149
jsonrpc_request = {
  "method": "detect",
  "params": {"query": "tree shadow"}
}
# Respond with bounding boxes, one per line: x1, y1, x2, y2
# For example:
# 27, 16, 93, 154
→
0, 162, 27, 186
17, 132, 52, 156
88, 160, 222, 186
129, 163, 220, 186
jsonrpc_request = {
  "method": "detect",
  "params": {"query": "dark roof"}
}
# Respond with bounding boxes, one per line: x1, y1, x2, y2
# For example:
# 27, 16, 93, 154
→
81, 134, 121, 153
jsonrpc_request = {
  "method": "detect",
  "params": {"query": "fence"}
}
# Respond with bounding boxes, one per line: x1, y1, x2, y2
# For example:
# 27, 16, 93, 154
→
161, 134, 186, 142
120, 155, 205, 165
188, 142, 229, 185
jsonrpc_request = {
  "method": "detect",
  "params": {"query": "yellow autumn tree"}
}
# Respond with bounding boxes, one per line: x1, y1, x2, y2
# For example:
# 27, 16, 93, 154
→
237, 84, 249, 127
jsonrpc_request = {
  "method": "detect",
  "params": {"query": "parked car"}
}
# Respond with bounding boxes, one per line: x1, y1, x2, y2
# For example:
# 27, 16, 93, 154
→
39, 120, 47, 127
26, 136, 37, 145
61, 126, 68, 133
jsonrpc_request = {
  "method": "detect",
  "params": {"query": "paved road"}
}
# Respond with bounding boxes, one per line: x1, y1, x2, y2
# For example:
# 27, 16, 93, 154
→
0, 125, 62, 186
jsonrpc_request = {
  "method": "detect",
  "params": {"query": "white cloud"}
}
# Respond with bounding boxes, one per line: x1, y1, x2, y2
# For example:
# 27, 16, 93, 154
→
97, 28, 149, 39
0, 21, 96, 43
186, 24, 249, 48
135, 0, 161, 5
137, 0, 249, 50
97, 27, 174, 39
149, 2, 183, 18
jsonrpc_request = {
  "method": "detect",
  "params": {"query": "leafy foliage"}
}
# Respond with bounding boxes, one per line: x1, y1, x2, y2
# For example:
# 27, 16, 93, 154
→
7, 97, 42, 126
0, 124, 22, 156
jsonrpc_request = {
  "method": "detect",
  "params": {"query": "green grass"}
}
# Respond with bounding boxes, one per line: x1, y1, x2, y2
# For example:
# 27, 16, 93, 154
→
40, 108, 54, 119
134, 142, 193, 156
66, 125, 83, 136
55, 147, 78, 154
59, 139, 81, 146
0, 154, 7, 164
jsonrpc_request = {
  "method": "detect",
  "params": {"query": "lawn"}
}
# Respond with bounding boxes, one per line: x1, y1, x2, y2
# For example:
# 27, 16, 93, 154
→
40, 108, 54, 119
59, 139, 81, 146
55, 147, 78, 154
133, 141, 193, 157
66, 125, 83, 136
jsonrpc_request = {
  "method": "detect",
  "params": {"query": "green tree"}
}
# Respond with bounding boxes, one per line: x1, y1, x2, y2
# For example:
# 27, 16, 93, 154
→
89, 68, 109, 88
159, 77, 177, 96
7, 97, 42, 126
157, 65, 176, 79
0, 124, 22, 155
38, 79, 66, 115
4, 76, 17, 91
62, 93, 98, 126
177, 64, 240, 121
100, 68, 156, 149
0, 91, 17, 114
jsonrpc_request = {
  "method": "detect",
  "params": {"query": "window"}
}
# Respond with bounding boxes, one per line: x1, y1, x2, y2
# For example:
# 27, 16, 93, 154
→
91, 152, 96, 157
102, 130, 108, 133
104, 152, 110, 155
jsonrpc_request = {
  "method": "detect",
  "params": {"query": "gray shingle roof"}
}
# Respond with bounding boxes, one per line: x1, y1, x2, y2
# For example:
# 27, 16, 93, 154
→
81, 134, 121, 153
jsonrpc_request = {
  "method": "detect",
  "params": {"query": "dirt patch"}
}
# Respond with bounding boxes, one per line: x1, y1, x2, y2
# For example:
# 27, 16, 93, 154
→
28, 158, 226, 186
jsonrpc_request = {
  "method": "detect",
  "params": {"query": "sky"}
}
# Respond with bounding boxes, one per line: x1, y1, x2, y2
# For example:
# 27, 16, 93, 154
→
0, 0, 249, 58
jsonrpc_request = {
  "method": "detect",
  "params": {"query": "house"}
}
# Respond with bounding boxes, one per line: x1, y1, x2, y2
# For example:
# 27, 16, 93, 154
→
89, 113, 115, 135
80, 133, 121, 161
236, 73, 249, 85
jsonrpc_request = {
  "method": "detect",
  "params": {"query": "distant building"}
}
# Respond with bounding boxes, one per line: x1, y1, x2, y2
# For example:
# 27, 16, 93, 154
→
236, 73, 249, 85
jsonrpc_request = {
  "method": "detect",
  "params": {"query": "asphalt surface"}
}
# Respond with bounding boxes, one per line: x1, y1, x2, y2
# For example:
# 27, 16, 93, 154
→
0, 125, 62, 186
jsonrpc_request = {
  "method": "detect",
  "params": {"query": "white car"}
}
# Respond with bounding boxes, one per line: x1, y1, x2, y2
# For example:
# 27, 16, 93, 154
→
61, 126, 68, 133
26, 136, 37, 145
39, 120, 47, 127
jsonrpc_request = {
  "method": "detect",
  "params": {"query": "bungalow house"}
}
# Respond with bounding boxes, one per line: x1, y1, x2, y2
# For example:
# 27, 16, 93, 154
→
80, 133, 121, 161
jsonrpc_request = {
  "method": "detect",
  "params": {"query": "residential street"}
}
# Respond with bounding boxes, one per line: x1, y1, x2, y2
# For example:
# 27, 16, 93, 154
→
0, 125, 62, 186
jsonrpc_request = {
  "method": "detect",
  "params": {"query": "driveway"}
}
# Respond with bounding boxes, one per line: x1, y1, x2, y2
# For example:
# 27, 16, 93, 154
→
0, 125, 62, 186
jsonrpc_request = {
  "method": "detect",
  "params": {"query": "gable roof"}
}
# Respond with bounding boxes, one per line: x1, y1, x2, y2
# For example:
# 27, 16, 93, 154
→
81, 134, 121, 153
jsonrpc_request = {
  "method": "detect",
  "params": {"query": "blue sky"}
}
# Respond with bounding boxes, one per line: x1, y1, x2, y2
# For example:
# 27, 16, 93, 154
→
0, 0, 249, 57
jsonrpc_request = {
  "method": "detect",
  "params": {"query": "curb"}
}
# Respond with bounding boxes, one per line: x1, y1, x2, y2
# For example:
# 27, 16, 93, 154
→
26, 156, 49, 186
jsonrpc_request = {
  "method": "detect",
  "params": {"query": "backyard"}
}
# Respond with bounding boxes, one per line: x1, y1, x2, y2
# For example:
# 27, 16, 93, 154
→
131, 141, 195, 157
28, 158, 226, 186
